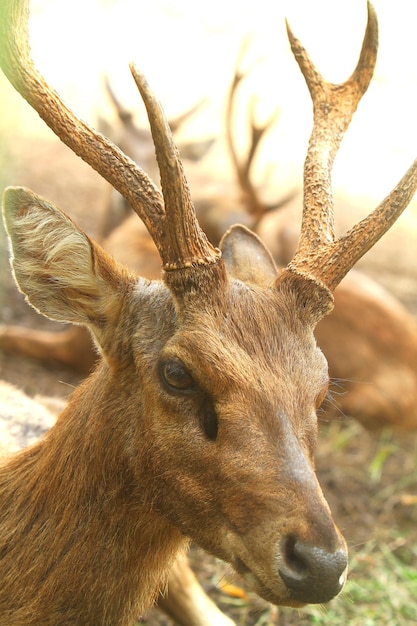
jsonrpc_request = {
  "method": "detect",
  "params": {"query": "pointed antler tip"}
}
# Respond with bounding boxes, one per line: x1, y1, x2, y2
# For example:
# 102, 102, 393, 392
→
129, 63, 147, 91
285, 19, 297, 50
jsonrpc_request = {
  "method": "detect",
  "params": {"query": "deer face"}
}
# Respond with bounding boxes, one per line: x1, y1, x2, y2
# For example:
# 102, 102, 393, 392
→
2, 191, 346, 606
126, 231, 347, 606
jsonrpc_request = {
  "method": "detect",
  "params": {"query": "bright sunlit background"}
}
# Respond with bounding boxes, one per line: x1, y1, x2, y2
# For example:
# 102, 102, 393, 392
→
0, 0, 416, 215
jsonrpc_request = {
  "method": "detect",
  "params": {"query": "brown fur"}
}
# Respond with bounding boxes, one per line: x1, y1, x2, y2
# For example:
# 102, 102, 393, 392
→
0, 368, 185, 625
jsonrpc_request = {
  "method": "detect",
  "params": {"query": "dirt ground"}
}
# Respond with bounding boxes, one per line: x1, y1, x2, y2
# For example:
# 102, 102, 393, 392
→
1, 133, 417, 625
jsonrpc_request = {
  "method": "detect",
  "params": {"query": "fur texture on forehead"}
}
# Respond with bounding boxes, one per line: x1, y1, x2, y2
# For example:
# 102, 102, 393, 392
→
139, 274, 329, 411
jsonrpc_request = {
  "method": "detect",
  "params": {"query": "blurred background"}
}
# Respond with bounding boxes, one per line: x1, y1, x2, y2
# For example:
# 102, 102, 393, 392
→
1, 0, 417, 204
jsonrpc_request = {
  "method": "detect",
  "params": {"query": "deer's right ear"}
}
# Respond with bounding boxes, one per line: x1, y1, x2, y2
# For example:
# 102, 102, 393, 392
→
2, 187, 130, 331
220, 224, 278, 288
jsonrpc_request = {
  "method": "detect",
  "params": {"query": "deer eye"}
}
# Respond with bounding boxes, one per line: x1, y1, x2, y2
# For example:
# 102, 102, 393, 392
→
160, 358, 196, 394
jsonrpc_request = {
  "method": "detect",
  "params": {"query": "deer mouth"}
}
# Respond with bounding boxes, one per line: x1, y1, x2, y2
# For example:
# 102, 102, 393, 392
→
232, 548, 347, 607
232, 556, 303, 607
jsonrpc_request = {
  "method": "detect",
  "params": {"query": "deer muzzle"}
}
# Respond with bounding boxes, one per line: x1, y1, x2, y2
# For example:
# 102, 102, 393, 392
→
278, 536, 347, 604
232, 529, 347, 607
222, 430, 349, 607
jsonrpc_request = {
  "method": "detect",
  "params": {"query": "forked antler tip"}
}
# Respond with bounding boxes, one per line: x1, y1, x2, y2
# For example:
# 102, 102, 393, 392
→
283, 1, 415, 297
286, 1, 378, 97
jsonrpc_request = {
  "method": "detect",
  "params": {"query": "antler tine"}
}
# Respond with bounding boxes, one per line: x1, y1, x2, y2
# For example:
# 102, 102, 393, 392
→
166, 98, 208, 134
129, 65, 220, 273
245, 99, 279, 175
245, 98, 280, 214
104, 77, 135, 126
283, 1, 417, 294
225, 40, 267, 218
246, 100, 299, 221
322, 158, 417, 291
0, 0, 219, 277
226, 42, 295, 221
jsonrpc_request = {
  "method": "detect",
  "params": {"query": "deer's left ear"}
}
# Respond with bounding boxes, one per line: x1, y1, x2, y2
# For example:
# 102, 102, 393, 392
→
220, 224, 278, 288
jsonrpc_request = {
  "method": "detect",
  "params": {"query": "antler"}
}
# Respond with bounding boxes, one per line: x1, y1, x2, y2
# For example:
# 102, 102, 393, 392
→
225, 41, 296, 221
0, 0, 220, 280
283, 1, 417, 293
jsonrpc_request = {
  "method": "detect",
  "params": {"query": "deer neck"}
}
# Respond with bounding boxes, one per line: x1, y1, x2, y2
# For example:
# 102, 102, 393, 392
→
0, 364, 187, 625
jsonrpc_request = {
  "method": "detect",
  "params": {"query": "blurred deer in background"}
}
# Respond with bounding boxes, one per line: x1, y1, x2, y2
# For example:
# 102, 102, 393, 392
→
2, 13, 417, 432
1, 1, 417, 624
195, 38, 299, 243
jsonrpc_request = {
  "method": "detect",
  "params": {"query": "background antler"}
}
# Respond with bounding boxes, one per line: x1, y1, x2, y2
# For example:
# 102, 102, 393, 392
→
0, 0, 219, 275
284, 1, 417, 292
225, 41, 296, 222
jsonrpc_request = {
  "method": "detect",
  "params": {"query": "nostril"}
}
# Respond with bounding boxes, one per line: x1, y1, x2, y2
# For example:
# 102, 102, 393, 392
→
279, 535, 348, 604
283, 535, 309, 580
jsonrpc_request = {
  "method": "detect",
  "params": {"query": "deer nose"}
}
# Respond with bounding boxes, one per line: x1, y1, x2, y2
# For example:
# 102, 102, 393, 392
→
279, 536, 348, 604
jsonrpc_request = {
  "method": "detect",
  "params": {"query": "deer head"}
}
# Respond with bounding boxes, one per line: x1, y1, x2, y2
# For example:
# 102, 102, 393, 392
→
1, 0, 416, 621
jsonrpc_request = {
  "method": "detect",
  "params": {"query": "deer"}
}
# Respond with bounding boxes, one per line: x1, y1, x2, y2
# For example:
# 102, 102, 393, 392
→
103, 31, 417, 415
2, 24, 417, 435
1, 0, 417, 624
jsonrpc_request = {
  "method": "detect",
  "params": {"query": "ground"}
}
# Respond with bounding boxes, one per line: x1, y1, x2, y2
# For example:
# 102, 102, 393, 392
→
0, 136, 416, 626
